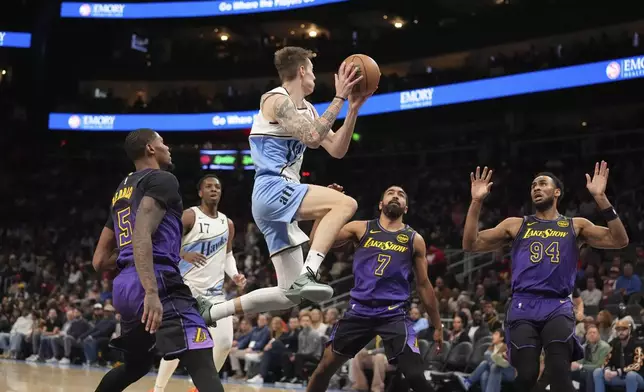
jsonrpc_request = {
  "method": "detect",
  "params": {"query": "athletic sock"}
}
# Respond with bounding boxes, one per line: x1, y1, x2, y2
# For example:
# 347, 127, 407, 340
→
209, 301, 236, 322
154, 358, 180, 392
239, 286, 296, 313
301, 250, 326, 275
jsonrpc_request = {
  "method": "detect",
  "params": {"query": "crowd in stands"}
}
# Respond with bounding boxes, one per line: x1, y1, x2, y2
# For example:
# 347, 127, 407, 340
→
57, 27, 642, 114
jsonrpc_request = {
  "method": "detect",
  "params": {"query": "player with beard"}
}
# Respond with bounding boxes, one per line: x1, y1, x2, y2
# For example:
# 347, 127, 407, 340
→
306, 185, 442, 392
462, 162, 629, 392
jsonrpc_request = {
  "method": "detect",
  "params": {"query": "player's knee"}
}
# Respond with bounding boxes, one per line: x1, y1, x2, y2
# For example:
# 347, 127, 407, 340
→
340, 195, 358, 216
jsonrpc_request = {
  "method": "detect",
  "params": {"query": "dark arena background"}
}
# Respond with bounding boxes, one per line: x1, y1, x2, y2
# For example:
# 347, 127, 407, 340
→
2, 0, 644, 391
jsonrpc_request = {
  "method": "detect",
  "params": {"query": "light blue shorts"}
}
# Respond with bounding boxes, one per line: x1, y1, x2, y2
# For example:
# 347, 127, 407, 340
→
252, 175, 310, 255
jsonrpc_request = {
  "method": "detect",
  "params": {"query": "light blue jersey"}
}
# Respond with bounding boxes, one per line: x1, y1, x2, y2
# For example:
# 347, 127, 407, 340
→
249, 87, 316, 183
249, 87, 314, 255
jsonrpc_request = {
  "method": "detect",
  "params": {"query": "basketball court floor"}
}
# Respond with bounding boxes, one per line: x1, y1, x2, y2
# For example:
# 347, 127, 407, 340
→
0, 359, 313, 392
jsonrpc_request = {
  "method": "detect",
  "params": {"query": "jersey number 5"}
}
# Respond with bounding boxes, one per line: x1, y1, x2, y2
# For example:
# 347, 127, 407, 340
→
375, 254, 392, 276
117, 207, 133, 247
529, 241, 560, 264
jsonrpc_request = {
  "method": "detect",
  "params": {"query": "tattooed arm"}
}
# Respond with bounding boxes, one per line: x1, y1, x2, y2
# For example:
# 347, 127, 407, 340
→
320, 92, 369, 158
133, 196, 166, 294
265, 94, 345, 149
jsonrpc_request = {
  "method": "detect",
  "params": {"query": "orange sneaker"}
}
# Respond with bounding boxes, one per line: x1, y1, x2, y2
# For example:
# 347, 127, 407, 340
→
187, 388, 198, 392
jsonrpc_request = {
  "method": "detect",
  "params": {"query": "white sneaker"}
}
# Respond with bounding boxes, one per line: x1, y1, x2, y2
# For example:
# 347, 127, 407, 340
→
247, 375, 264, 384
26, 355, 39, 362
59, 358, 71, 365
46, 358, 58, 364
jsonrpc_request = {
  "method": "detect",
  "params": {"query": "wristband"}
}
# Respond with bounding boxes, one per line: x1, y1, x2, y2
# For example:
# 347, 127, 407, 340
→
601, 206, 618, 222
334, 96, 347, 102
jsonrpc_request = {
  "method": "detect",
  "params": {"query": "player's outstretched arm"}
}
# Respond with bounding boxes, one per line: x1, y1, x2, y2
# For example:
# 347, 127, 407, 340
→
463, 217, 522, 253
320, 93, 371, 158
574, 217, 628, 249
265, 62, 362, 149
269, 94, 344, 149
574, 161, 629, 249
92, 226, 117, 272
463, 166, 521, 252
412, 234, 443, 339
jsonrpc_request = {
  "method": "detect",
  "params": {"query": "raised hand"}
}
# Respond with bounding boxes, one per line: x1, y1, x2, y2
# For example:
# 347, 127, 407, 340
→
335, 62, 364, 99
470, 166, 494, 201
586, 161, 609, 197
348, 92, 372, 112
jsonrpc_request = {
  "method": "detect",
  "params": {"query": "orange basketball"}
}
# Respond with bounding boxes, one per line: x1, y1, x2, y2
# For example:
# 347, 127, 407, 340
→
344, 54, 380, 96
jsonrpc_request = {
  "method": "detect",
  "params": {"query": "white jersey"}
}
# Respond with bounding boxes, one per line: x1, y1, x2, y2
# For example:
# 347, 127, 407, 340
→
178, 207, 229, 302
249, 87, 317, 183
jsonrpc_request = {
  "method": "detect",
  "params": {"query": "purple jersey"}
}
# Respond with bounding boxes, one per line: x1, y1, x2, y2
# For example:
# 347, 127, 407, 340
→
106, 169, 183, 271
350, 219, 417, 305
510, 215, 578, 298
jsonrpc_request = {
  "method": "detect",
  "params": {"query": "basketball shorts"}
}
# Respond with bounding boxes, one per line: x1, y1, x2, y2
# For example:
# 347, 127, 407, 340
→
328, 300, 420, 361
110, 265, 213, 360
252, 175, 310, 255
504, 295, 583, 364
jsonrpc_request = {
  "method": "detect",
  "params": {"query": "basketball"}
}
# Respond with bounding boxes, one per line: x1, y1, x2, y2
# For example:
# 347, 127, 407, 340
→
344, 54, 381, 96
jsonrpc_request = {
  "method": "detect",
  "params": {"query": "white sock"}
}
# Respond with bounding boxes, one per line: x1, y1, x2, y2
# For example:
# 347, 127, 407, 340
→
154, 358, 180, 392
210, 288, 296, 321
209, 300, 236, 322
239, 287, 296, 314
301, 249, 326, 275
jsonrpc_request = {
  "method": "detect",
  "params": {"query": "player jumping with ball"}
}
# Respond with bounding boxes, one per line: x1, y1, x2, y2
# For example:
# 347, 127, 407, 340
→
462, 162, 628, 392
200, 47, 370, 323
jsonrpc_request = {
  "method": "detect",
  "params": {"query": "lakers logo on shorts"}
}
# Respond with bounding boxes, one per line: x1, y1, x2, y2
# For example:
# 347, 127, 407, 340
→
414, 337, 418, 348
557, 220, 570, 228
396, 234, 409, 244
193, 327, 208, 344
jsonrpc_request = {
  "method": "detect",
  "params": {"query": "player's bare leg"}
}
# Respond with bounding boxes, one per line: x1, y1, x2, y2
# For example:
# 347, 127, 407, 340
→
307, 346, 349, 392
287, 184, 357, 303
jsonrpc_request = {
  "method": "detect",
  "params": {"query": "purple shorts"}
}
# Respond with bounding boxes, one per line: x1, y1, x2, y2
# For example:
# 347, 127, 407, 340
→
505, 295, 583, 363
328, 300, 419, 360
110, 265, 213, 359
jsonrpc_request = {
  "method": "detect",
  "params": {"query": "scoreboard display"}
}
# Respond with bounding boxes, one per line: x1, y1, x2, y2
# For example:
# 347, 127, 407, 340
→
200, 149, 254, 171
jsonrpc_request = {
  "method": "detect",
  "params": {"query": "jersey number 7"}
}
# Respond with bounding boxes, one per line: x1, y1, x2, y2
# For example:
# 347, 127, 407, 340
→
375, 254, 392, 276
